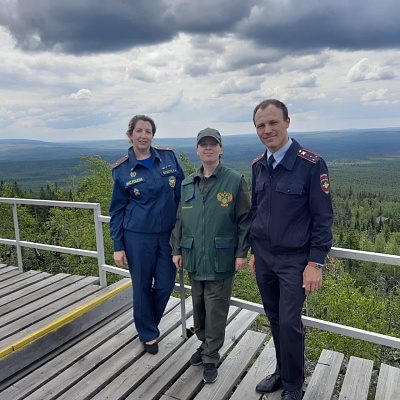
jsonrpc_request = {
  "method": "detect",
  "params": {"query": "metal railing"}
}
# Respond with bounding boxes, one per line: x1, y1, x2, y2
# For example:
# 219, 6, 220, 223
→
1, 197, 400, 350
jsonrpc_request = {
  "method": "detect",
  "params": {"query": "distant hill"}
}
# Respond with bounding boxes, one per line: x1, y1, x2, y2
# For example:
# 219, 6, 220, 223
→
1, 128, 399, 195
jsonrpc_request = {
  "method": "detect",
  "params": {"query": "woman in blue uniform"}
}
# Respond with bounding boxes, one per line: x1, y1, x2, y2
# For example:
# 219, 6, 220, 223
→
109, 115, 184, 354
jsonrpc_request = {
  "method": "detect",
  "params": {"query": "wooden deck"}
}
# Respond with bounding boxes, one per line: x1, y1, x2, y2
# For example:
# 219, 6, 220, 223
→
0, 264, 399, 399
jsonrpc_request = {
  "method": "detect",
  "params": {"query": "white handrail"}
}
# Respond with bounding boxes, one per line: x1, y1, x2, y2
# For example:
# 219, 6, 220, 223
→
1, 197, 399, 348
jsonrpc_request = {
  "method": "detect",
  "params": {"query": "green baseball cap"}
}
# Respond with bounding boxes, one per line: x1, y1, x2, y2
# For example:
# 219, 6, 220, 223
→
197, 128, 222, 144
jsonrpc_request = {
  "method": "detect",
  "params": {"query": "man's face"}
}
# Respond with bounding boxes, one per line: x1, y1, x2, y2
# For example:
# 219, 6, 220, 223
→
254, 104, 290, 153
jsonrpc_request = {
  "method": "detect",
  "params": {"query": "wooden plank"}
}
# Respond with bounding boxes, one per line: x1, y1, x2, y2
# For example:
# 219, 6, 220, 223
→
0, 274, 83, 315
71, 298, 192, 399
0, 309, 133, 399
230, 338, 280, 400
0, 270, 48, 295
0, 279, 132, 382
303, 349, 344, 400
193, 331, 266, 400
0, 266, 22, 281
338, 356, 373, 400
0, 274, 71, 308
0, 276, 100, 337
0, 264, 12, 269
160, 308, 260, 400
0, 277, 100, 347
91, 318, 192, 400
375, 363, 400, 400
32, 297, 191, 399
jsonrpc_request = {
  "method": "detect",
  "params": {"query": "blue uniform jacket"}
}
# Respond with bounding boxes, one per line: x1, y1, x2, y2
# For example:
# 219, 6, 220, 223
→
109, 146, 184, 251
251, 138, 333, 264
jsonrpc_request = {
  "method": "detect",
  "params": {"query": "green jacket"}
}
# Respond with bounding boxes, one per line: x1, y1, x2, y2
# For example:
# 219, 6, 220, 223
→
170, 163, 251, 280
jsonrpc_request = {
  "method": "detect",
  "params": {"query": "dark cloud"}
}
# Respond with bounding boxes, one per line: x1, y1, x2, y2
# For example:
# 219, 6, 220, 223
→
239, 1, 400, 51
1, 0, 176, 53
1, 0, 400, 55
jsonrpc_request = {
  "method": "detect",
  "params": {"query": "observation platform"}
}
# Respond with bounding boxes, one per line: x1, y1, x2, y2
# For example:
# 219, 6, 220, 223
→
0, 264, 399, 400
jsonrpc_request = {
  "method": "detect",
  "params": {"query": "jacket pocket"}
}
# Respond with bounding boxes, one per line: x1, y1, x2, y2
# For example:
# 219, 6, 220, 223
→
214, 236, 237, 273
180, 236, 195, 273
275, 182, 303, 195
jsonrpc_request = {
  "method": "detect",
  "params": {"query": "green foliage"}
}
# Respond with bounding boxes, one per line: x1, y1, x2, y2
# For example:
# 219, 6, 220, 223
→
178, 151, 196, 176
306, 262, 400, 365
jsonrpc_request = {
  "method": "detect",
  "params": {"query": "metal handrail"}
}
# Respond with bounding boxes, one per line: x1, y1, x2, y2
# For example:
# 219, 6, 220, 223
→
1, 197, 399, 348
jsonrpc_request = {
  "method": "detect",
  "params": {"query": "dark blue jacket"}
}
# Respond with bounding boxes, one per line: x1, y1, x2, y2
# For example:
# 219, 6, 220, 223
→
251, 139, 333, 264
109, 146, 184, 251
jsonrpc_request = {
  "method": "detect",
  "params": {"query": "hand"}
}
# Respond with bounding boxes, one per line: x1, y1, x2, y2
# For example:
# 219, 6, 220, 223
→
114, 250, 128, 268
235, 257, 247, 271
249, 254, 256, 277
302, 264, 322, 295
172, 255, 183, 270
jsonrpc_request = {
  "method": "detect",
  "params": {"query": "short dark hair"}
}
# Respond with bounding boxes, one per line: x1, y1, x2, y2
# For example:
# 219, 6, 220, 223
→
253, 99, 289, 125
126, 115, 156, 138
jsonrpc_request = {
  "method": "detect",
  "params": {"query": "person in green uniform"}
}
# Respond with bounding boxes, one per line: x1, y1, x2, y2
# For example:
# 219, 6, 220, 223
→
170, 128, 251, 383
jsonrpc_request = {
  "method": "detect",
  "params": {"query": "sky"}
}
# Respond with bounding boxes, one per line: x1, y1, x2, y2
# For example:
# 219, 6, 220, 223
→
0, 0, 400, 142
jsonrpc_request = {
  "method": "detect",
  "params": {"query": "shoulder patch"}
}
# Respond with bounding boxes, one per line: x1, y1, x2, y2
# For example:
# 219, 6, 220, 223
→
251, 153, 264, 165
110, 155, 129, 169
297, 148, 321, 164
154, 146, 174, 151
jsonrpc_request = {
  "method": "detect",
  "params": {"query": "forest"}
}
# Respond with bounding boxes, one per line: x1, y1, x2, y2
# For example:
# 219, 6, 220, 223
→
0, 151, 399, 381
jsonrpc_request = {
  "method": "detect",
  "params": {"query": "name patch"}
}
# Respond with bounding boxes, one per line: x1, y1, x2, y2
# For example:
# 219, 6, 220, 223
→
163, 169, 177, 175
126, 177, 144, 188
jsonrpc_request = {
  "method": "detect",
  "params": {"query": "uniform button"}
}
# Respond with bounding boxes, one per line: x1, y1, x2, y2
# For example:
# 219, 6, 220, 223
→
287, 189, 290, 193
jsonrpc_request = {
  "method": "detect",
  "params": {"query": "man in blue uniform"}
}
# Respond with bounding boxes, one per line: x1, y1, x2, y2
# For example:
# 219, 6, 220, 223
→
249, 100, 333, 400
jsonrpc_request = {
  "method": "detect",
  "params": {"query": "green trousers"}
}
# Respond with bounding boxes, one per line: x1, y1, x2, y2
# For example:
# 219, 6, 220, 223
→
190, 275, 235, 364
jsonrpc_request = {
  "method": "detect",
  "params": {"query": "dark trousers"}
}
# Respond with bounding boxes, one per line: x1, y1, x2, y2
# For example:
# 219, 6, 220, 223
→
190, 276, 234, 364
253, 239, 307, 392
124, 231, 177, 343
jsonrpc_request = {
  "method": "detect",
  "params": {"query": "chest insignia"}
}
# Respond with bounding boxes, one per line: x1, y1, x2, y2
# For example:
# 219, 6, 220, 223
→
130, 169, 136, 177
217, 192, 233, 207
125, 177, 144, 188
320, 173, 330, 194
169, 176, 176, 188
163, 168, 177, 175
133, 188, 141, 196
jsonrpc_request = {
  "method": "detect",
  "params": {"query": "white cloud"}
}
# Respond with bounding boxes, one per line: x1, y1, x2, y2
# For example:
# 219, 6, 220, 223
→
69, 89, 92, 100
361, 88, 389, 103
213, 76, 264, 96
347, 58, 395, 82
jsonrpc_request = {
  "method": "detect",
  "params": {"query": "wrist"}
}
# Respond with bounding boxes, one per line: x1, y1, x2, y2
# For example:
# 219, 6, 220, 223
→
308, 262, 324, 270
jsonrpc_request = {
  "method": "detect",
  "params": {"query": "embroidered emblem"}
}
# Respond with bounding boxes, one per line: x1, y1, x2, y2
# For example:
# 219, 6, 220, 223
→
320, 173, 330, 194
130, 169, 136, 177
217, 192, 233, 207
134, 188, 141, 196
169, 176, 176, 188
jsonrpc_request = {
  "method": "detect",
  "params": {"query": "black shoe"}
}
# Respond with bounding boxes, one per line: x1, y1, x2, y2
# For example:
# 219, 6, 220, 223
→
190, 347, 203, 366
203, 363, 218, 383
143, 342, 158, 354
256, 373, 283, 393
281, 389, 302, 400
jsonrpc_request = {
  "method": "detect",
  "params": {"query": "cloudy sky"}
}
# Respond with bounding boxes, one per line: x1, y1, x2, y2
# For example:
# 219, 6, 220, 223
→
0, 0, 399, 142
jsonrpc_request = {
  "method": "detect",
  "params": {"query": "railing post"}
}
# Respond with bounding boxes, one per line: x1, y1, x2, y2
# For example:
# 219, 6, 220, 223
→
12, 203, 23, 272
94, 204, 107, 286
179, 268, 187, 339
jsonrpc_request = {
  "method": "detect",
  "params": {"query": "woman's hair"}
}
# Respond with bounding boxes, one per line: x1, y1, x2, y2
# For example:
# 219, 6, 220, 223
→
126, 115, 156, 138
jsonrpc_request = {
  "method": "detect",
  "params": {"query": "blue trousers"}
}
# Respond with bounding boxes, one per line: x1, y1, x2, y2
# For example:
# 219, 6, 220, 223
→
124, 231, 177, 343
253, 239, 307, 392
